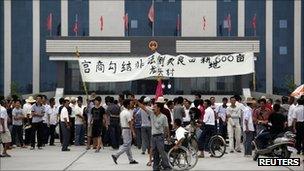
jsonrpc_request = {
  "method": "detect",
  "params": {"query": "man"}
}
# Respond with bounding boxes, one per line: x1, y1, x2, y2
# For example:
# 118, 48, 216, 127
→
173, 96, 185, 124
0, 100, 12, 157
57, 97, 65, 144
243, 98, 255, 157
210, 97, 218, 111
107, 96, 121, 149
47, 98, 57, 146
12, 99, 25, 148
173, 119, 188, 149
198, 99, 216, 158
111, 99, 138, 164
137, 97, 171, 170
253, 98, 271, 134
23, 96, 36, 146
183, 99, 191, 126
215, 97, 228, 140
292, 97, 304, 155
69, 97, 77, 145
280, 96, 290, 116
288, 96, 297, 130
60, 98, 71, 151
75, 96, 85, 146
138, 97, 152, 154
227, 96, 242, 153
31, 95, 45, 150
42, 95, 50, 146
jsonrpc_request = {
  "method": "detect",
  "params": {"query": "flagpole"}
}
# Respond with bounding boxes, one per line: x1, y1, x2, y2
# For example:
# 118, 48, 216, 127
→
152, 0, 154, 37
75, 14, 78, 37
253, 71, 256, 91
75, 46, 89, 100
50, 13, 52, 37
178, 14, 180, 37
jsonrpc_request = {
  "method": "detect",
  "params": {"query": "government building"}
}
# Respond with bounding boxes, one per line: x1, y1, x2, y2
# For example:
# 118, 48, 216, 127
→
0, 0, 303, 96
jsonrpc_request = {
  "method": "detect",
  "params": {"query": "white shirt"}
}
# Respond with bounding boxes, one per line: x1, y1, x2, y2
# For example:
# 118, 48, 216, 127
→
243, 106, 255, 132
215, 105, 227, 122
0, 105, 9, 132
227, 105, 242, 126
23, 103, 32, 118
175, 126, 188, 141
60, 107, 69, 122
203, 107, 215, 125
47, 105, 58, 125
288, 104, 297, 126
120, 108, 133, 128
292, 105, 304, 122
183, 107, 191, 122
75, 105, 86, 125
43, 104, 50, 124
69, 103, 76, 118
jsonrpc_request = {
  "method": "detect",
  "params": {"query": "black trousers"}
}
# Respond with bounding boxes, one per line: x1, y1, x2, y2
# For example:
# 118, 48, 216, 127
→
24, 127, 32, 145
69, 117, 75, 145
295, 122, 304, 153
42, 123, 49, 144
109, 119, 121, 149
31, 121, 43, 148
12, 125, 24, 146
198, 125, 216, 151
60, 122, 70, 150
49, 125, 56, 145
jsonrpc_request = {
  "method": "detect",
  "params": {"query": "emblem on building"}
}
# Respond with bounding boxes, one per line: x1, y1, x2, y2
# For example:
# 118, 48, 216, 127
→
148, 40, 158, 52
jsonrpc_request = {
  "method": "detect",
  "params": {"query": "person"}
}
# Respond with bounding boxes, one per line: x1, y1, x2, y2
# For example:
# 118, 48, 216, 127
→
47, 98, 57, 146
253, 98, 271, 134
183, 99, 191, 127
60, 98, 71, 151
210, 97, 218, 111
57, 97, 65, 144
173, 119, 188, 149
0, 100, 12, 157
69, 97, 77, 145
30, 95, 45, 150
107, 96, 121, 150
280, 96, 290, 116
215, 97, 228, 140
23, 96, 35, 146
134, 102, 142, 149
198, 99, 216, 158
42, 95, 50, 146
243, 98, 255, 157
292, 97, 304, 155
173, 96, 185, 123
11, 99, 25, 148
91, 96, 105, 152
166, 100, 174, 127
227, 96, 242, 153
86, 93, 96, 150
111, 99, 138, 165
136, 97, 171, 170
287, 96, 297, 130
5, 98, 13, 149
75, 96, 86, 146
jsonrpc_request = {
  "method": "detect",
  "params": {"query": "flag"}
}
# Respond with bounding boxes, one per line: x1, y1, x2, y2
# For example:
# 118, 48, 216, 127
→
155, 78, 163, 99
148, 3, 154, 23
100, 16, 104, 31
73, 14, 79, 35
176, 14, 180, 31
123, 13, 129, 30
47, 13, 52, 31
251, 13, 257, 30
202, 16, 206, 30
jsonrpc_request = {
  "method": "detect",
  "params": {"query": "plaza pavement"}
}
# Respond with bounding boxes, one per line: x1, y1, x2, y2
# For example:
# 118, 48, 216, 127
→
0, 144, 303, 171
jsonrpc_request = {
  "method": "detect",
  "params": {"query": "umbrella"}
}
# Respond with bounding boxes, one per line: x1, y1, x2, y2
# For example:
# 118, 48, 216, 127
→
291, 84, 304, 98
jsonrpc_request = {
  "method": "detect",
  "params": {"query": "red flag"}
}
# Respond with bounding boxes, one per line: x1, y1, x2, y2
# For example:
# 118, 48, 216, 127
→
155, 79, 163, 100
176, 14, 180, 31
123, 13, 129, 30
73, 14, 78, 34
202, 16, 206, 30
100, 16, 104, 31
251, 13, 257, 30
148, 4, 154, 23
227, 13, 231, 32
47, 13, 52, 31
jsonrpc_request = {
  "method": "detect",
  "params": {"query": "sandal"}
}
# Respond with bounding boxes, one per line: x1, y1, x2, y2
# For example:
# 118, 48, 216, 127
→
146, 161, 152, 166
198, 154, 205, 158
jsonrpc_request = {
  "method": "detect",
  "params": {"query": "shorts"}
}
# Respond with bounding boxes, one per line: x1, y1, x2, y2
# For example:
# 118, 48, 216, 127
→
0, 131, 12, 144
87, 124, 92, 137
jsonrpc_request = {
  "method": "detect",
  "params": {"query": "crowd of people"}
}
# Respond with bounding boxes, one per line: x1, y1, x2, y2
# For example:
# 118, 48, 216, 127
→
0, 92, 303, 169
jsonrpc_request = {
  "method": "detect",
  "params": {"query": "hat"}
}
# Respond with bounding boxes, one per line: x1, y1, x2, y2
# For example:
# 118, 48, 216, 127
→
155, 96, 166, 103
25, 96, 36, 103
70, 97, 77, 102
64, 97, 70, 101
144, 97, 151, 103
245, 97, 255, 104
260, 96, 267, 100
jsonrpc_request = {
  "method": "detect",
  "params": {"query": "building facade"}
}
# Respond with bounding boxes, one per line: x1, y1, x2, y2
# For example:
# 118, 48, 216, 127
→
0, 0, 303, 96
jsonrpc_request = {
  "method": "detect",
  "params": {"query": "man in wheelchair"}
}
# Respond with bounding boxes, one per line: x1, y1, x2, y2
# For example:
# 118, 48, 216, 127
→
173, 119, 188, 150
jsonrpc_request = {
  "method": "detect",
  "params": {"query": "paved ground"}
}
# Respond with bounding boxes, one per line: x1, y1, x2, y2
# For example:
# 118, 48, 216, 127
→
0, 144, 303, 170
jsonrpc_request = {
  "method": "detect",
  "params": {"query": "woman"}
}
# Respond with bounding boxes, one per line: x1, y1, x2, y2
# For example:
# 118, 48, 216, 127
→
91, 96, 105, 152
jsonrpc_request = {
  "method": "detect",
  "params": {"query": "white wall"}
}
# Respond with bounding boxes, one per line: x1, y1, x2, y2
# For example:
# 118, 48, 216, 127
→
89, 0, 124, 36
181, 0, 217, 37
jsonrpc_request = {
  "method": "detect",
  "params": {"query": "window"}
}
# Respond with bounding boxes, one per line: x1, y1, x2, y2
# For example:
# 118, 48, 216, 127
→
279, 46, 287, 55
169, 0, 176, 2
223, 0, 231, 2
131, 20, 138, 29
155, 0, 163, 2
279, 20, 287, 28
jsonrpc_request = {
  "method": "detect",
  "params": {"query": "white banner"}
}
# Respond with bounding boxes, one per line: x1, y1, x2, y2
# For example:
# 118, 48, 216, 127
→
78, 52, 254, 82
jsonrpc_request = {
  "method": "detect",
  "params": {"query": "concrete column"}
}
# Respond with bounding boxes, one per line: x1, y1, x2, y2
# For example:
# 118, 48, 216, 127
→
33, 0, 40, 94
266, 0, 273, 94
4, 0, 11, 96
61, 0, 68, 36
294, 0, 302, 85
238, 0, 245, 37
